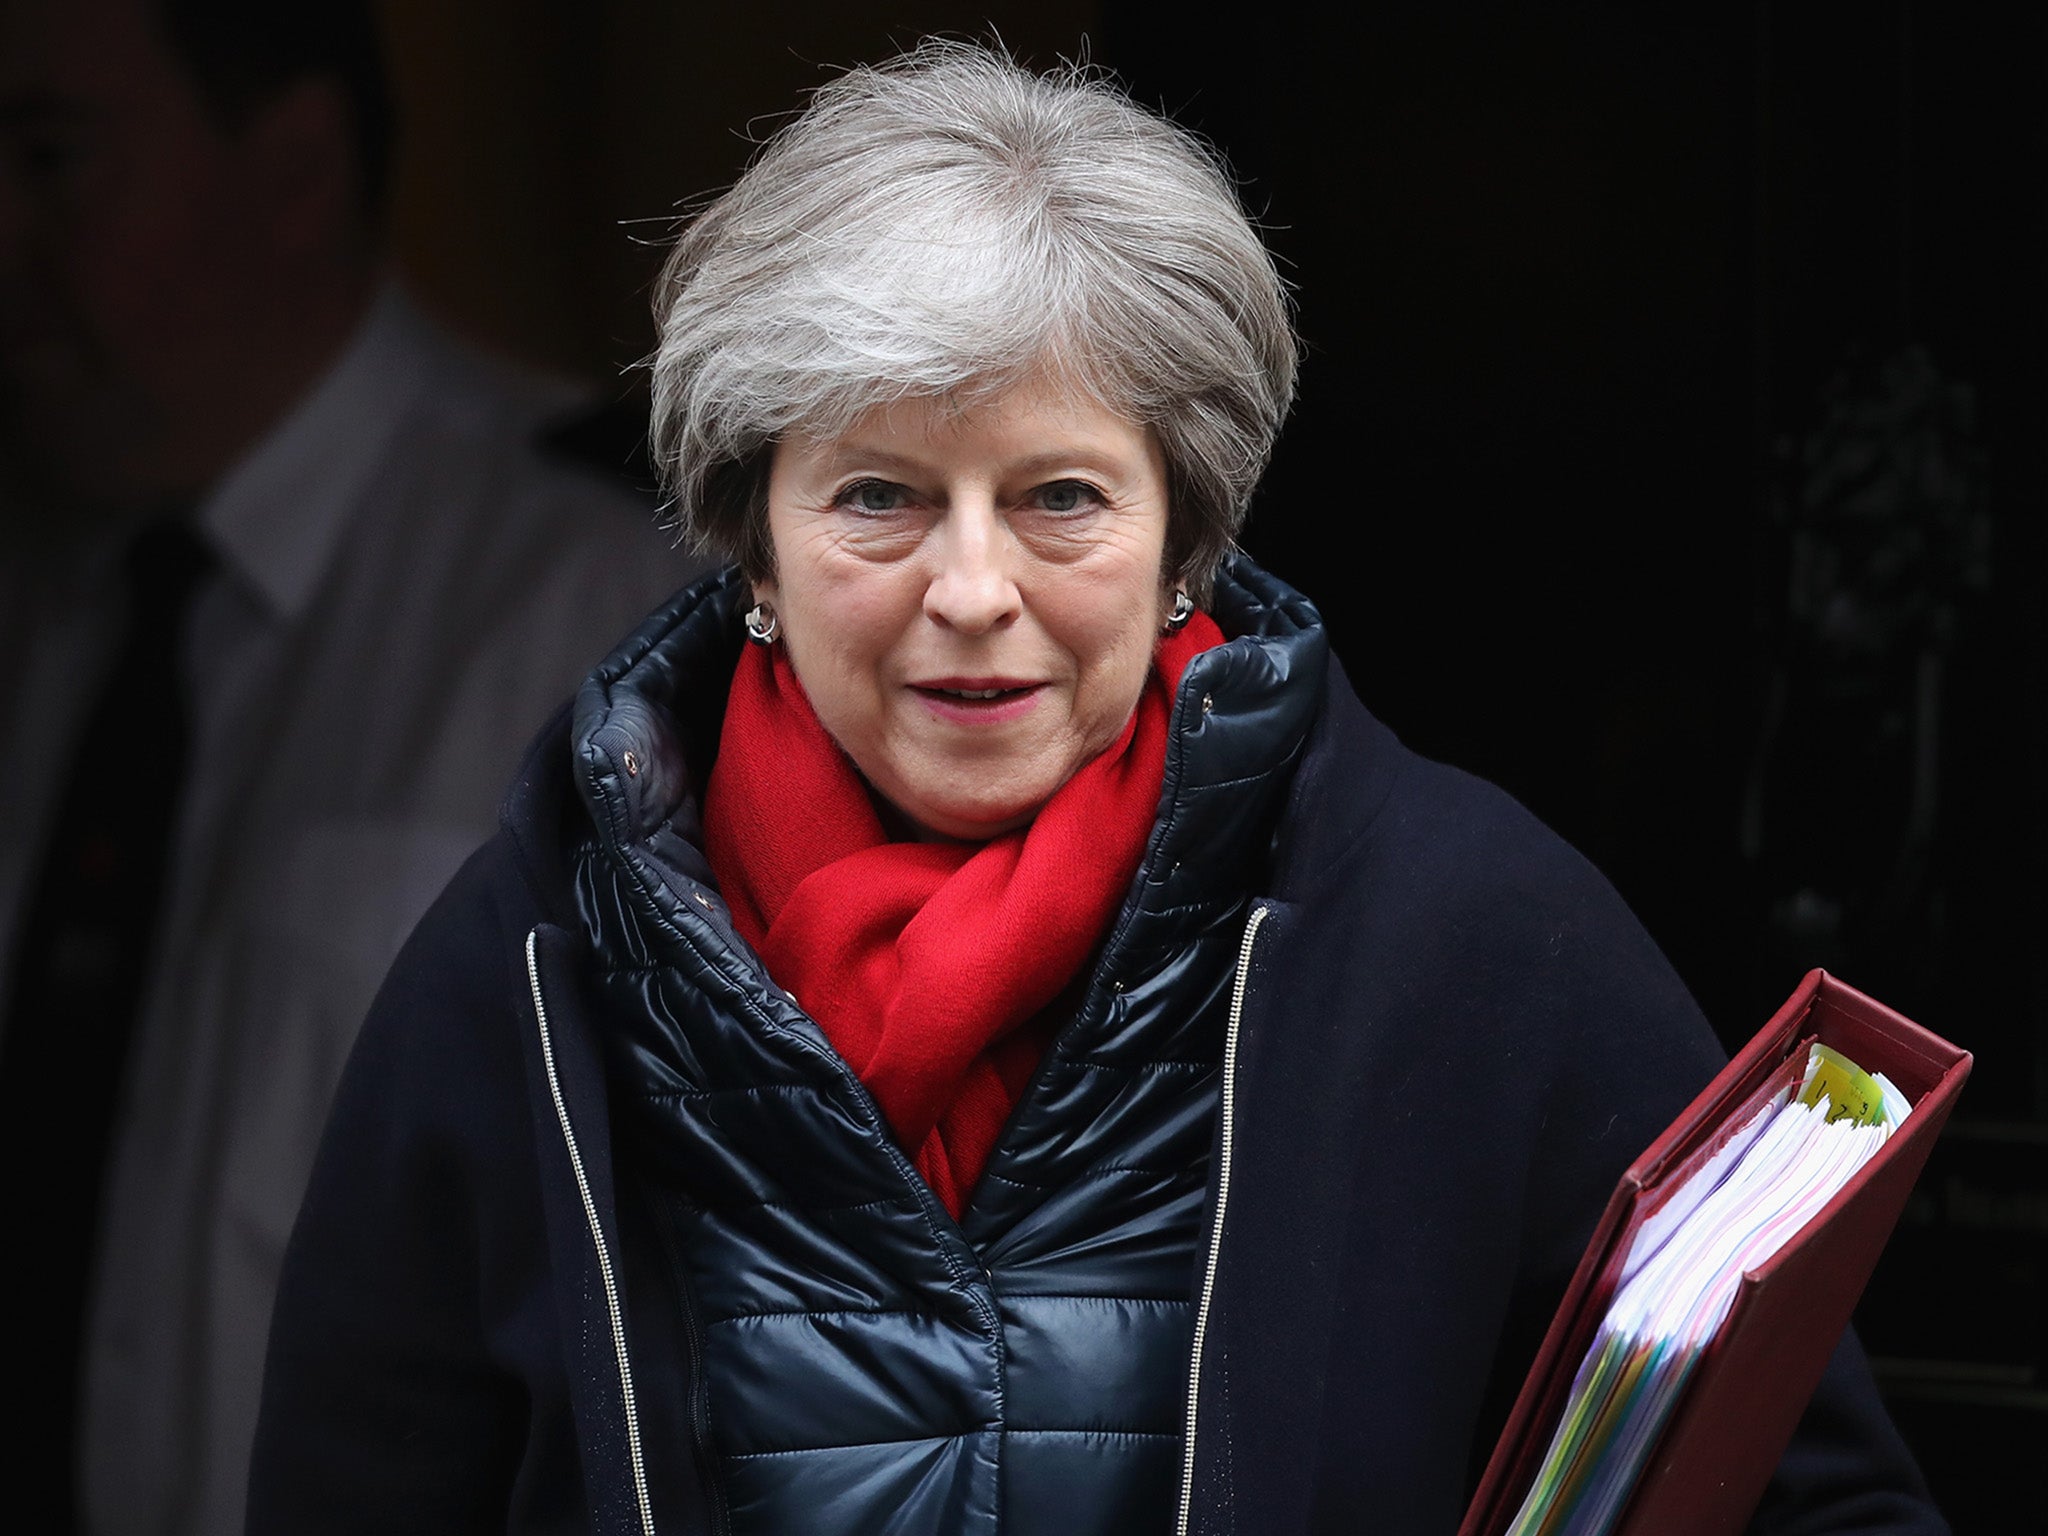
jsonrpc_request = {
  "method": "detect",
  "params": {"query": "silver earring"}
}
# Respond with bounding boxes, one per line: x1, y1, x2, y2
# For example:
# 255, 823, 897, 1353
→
744, 601, 780, 645
1162, 590, 1194, 634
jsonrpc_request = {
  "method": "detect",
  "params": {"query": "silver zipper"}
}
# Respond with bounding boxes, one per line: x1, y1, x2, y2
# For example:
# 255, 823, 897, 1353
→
1176, 903, 1270, 1536
527, 928, 656, 1536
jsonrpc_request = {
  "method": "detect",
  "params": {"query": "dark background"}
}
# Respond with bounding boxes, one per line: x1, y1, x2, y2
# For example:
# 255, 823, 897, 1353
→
378, 1, 2043, 1524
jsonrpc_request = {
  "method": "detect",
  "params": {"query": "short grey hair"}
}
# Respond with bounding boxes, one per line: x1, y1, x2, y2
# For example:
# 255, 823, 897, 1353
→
646, 40, 1298, 602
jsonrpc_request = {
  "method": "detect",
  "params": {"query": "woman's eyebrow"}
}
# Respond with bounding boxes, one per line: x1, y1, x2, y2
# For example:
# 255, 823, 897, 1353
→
1002, 448, 1132, 479
813, 443, 930, 477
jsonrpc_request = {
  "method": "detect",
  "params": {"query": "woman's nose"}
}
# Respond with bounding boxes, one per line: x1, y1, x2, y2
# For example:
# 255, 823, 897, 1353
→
923, 502, 1021, 634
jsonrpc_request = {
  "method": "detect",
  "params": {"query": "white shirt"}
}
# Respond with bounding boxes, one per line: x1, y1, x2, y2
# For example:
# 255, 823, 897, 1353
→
0, 282, 704, 1536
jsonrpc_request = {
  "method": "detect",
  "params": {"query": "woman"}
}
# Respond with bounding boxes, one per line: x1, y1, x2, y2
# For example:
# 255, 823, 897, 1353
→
247, 42, 1946, 1536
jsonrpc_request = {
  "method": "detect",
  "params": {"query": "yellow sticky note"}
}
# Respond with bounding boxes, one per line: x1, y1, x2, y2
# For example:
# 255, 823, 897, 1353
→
1798, 1043, 1887, 1126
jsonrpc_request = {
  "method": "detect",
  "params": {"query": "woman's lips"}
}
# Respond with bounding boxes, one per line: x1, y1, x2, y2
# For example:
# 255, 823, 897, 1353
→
911, 679, 1044, 723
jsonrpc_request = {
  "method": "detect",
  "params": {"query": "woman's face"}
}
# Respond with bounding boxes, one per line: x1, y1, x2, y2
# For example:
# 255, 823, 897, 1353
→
755, 378, 1174, 841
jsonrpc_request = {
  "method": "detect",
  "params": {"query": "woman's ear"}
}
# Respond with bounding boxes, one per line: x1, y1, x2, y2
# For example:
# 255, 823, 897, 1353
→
1159, 573, 1197, 635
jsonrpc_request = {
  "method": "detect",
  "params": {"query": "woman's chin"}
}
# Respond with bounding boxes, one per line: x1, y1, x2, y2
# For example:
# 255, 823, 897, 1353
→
876, 790, 1043, 845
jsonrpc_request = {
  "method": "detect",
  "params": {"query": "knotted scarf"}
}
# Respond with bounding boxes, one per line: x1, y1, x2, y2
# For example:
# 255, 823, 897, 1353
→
703, 611, 1222, 1217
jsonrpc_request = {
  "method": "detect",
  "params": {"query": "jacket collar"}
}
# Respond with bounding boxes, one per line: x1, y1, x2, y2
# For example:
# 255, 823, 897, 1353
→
197, 280, 434, 622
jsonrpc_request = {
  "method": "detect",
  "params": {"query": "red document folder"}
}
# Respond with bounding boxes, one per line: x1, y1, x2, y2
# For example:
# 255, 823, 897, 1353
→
1458, 969, 1972, 1536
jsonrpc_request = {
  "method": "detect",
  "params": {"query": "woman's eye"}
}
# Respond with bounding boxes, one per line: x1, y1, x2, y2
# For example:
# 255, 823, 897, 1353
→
1034, 481, 1100, 514
836, 480, 907, 514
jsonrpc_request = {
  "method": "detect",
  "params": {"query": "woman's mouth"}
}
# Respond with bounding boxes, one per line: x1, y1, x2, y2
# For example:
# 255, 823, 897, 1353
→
912, 680, 1043, 720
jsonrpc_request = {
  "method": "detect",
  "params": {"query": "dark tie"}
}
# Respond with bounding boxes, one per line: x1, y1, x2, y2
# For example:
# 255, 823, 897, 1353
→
0, 515, 215, 1531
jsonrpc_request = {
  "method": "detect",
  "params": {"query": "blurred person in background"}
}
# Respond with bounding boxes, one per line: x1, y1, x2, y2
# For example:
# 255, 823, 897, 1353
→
0, 0, 697, 1530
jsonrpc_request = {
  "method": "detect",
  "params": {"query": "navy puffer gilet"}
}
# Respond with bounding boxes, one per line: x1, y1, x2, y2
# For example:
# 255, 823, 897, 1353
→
566, 563, 1326, 1535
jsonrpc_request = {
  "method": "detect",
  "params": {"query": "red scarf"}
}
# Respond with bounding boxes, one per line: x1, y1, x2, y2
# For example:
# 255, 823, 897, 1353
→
703, 612, 1222, 1217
